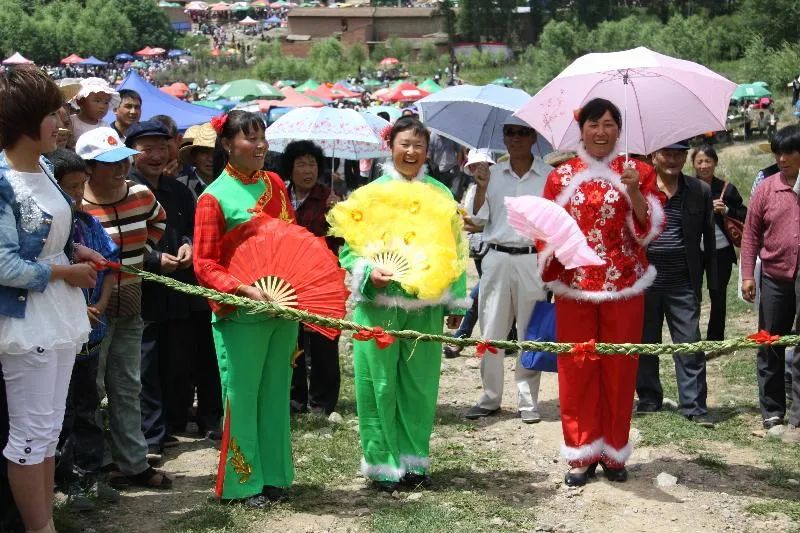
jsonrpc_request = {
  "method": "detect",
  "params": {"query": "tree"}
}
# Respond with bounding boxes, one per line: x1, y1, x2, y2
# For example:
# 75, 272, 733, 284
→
115, 0, 176, 50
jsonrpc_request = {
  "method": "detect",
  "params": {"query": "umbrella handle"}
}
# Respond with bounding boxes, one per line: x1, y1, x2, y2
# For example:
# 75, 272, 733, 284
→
623, 71, 629, 163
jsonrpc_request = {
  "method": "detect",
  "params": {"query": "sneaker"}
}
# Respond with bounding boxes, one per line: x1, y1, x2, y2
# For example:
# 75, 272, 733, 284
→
146, 445, 163, 466
443, 345, 462, 359
464, 405, 499, 420
65, 481, 95, 512
401, 472, 432, 489
242, 494, 269, 509
763, 416, 785, 430
205, 429, 223, 442
686, 414, 715, 428
520, 410, 541, 424
86, 480, 120, 504
635, 403, 660, 415
262, 485, 288, 502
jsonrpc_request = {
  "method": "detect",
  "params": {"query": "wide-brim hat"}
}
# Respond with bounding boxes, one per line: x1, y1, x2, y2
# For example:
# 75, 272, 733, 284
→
179, 122, 217, 165
72, 77, 120, 108
758, 141, 772, 154
463, 148, 495, 176
56, 78, 82, 103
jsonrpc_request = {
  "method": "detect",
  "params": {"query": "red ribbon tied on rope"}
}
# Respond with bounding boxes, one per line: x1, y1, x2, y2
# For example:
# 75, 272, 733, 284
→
91, 260, 121, 272
747, 330, 781, 345
353, 326, 395, 349
475, 340, 498, 358
570, 339, 597, 354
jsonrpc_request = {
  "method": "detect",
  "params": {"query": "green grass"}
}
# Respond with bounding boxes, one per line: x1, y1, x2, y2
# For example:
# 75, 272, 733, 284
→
693, 452, 730, 473
746, 500, 800, 523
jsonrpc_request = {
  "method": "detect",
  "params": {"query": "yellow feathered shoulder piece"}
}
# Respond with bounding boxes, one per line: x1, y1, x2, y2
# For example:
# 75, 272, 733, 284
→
327, 179, 467, 300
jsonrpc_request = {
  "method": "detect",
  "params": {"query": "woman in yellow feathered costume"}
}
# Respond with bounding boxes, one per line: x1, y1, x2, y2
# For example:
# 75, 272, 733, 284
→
328, 117, 468, 492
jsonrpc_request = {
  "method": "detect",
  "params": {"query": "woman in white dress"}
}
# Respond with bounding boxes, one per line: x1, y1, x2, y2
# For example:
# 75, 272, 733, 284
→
0, 67, 103, 533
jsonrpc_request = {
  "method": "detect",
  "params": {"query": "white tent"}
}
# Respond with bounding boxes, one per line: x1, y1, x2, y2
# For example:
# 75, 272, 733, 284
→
2, 52, 33, 65
238, 15, 259, 25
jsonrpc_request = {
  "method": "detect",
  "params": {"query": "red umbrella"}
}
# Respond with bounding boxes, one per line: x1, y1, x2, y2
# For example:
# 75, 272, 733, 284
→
172, 82, 190, 94
379, 57, 399, 67
61, 53, 84, 65
256, 87, 324, 112
379, 82, 429, 103
308, 84, 356, 100
135, 46, 165, 57
160, 85, 187, 99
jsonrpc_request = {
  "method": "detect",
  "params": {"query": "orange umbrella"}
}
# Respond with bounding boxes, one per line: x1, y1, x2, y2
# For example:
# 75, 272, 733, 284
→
256, 87, 324, 111
379, 81, 429, 103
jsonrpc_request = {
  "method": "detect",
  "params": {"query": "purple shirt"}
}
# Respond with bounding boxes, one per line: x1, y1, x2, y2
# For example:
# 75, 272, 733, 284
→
741, 172, 800, 283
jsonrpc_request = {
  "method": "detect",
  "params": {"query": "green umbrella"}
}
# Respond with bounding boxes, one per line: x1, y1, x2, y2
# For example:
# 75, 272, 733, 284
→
731, 83, 772, 101
296, 79, 320, 92
365, 105, 402, 122
491, 77, 514, 87
361, 78, 383, 88
753, 81, 769, 87
194, 99, 236, 111
132, 60, 147, 68
278, 79, 298, 87
207, 78, 283, 101
158, 0, 181, 6
418, 78, 442, 93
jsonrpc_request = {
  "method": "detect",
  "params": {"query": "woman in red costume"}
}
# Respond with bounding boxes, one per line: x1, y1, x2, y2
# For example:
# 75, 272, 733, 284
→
540, 98, 665, 486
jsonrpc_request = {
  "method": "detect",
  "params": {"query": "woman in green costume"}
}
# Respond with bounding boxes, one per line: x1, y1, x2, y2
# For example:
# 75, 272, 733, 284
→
338, 117, 469, 492
193, 111, 297, 508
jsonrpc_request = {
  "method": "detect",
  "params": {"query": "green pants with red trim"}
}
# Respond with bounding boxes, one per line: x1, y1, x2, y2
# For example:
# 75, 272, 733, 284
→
212, 316, 298, 500
353, 302, 445, 482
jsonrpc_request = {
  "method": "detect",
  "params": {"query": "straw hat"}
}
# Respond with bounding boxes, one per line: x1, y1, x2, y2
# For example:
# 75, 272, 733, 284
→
179, 122, 216, 165
757, 141, 771, 154
56, 78, 82, 103
181, 124, 202, 148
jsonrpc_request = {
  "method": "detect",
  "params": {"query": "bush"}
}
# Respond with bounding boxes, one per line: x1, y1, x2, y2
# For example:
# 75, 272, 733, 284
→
385, 37, 411, 63
419, 42, 439, 63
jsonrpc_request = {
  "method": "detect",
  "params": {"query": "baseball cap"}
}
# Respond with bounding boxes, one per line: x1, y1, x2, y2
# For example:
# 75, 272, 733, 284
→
75, 127, 140, 163
660, 140, 690, 150
124, 120, 172, 148
502, 114, 534, 129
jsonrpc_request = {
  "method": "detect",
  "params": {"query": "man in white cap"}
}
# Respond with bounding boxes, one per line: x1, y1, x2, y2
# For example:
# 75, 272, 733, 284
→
464, 115, 553, 423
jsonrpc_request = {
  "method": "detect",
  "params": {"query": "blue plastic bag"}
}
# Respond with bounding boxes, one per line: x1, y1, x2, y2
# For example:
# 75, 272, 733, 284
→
520, 300, 558, 372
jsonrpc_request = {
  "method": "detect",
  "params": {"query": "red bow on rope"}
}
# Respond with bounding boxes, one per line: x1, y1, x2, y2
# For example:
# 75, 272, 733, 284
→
475, 340, 498, 358
91, 260, 121, 272
570, 339, 597, 354
747, 330, 781, 345
353, 326, 395, 349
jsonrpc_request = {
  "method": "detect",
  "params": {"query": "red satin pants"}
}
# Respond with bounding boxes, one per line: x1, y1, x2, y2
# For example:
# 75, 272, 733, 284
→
556, 295, 643, 468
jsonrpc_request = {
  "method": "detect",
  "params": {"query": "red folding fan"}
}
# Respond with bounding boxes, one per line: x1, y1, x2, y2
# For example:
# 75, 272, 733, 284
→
219, 215, 349, 339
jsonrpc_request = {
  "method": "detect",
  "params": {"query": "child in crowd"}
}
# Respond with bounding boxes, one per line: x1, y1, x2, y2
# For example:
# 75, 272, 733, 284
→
47, 147, 121, 511
69, 78, 119, 147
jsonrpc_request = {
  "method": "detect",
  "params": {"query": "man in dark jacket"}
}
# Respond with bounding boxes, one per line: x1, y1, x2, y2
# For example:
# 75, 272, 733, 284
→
636, 141, 717, 427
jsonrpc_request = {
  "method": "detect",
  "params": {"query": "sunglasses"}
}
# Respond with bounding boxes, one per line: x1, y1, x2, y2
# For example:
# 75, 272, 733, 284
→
503, 127, 533, 137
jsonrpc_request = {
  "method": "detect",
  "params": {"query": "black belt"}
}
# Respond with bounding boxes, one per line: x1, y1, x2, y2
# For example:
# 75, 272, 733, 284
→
488, 243, 537, 255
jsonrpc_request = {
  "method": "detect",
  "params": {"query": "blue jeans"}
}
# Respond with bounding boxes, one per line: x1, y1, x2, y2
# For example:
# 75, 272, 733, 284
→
454, 282, 480, 339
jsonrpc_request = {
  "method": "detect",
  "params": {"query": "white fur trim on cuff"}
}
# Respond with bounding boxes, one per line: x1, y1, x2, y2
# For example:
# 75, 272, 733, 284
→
561, 437, 604, 463
602, 441, 632, 465
400, 454, 430, 473
628, 193, 665, 246
360, 457, 405, 481
350, 258, 371, 302
546, 265, 657, 303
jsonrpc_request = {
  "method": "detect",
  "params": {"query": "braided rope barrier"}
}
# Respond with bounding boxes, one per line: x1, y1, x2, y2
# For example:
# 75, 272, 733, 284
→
121, 265, 799, 356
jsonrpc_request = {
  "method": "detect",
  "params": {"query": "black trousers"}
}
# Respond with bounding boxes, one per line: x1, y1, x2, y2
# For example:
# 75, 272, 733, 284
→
56, 352, 104, 486
757, 274, 798, 422
290, 329, 340, 415
187, 311, 221, 433
0, 362, 23, 533
140, 319, 194, 448
706, 245, 736, 341
637, 285, 708, 416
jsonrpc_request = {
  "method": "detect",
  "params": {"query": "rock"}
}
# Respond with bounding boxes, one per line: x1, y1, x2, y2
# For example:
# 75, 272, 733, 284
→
629, 428, 641, 445
654, 472, 678, 487
511, 494, 523, 503
766, 425, 786, 439
391, 490, 400, 499
722, 509, 733, 519
623, 507, 639, 516
354, 507, 370, 517
328, 412, 343, 424
406, 492, 423, 501
452, 477, 467, 486
301, 433, 314, 440
787, 478, 800, 486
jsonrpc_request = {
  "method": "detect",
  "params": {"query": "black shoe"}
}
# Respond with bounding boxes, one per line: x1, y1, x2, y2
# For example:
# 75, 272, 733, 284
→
162, 435, 180, 449
262, 485, 288, 502
205, 429, 223, 442
686, 414, 715, 428
464, 405, 500, 420
402, 473, 432, 490
372, 480, 401, 493
635, 403, 660, 415
600, 462, 628, 482
241, 494, 269, 509
443, 345, 462, 359
564, 463, 598, 487
763, 417, 785, 430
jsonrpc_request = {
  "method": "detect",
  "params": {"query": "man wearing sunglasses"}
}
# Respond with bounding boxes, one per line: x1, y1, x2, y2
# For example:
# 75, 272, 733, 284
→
464, 116, 552, 423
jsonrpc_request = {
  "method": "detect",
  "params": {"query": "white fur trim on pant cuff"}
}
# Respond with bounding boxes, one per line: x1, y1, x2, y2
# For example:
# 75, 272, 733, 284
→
361, 458, 405, 481
561, 437, 604, 463
400, 454, 430, 473
628, 193, 665, 246
546, 265, 657, 303
602, 441, 632, 464
371, 290, 470, 311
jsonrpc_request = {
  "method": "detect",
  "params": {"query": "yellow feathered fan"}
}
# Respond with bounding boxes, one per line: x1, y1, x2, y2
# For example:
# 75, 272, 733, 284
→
327, 180, 467, 300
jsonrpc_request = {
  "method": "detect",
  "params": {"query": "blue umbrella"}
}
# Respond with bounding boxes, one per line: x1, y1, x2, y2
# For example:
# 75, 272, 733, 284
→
265, 15, 281, 23
416, 84, 552, 156
115, 53, 134, 61
81, 56, 108, 66
168, 49, 187, 58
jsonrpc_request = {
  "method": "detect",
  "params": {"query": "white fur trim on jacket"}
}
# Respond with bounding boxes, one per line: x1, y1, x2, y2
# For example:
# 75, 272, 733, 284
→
370, 290, 471, 311
628, 192, 665, 246
400, 454, 430, 473
602, 441, 632, 465
547, 265, 657, 303
561, 437, 604, 463
361, 458, 405, 481
381, 161, 429, 182
350, 258, 371, 301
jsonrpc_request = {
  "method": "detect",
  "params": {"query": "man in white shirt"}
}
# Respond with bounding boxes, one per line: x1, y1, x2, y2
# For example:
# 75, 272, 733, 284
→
465, 116, 552, 423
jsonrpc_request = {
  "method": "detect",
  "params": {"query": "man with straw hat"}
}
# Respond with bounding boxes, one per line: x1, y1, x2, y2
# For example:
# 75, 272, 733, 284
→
177, 123, 217, 200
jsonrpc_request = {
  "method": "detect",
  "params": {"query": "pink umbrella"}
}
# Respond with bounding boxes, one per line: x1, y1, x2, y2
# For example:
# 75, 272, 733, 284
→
211, 2, 231, 11
185, 1, 209, 10
379, 57, 399, 67
515, 47, 737, 156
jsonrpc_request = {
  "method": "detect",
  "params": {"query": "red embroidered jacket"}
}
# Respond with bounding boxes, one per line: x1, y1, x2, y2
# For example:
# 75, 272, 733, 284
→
539, 150, 665, 302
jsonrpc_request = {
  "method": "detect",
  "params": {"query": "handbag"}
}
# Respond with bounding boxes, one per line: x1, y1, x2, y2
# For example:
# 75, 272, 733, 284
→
520, 299, 558, 372
720, 181, 744, 247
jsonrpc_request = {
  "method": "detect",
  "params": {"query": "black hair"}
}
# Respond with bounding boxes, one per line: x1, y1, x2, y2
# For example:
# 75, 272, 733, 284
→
151, 114, 178, 138
770, 124, 800, 155
46, 148, 87, 182
212, 110, 266, 179
0, 66, 63, 149
577, 98, 622, 130
388, 116, 430, 149
376, 111, 390, 122
118, 89, 142, 105
691, 144, 718, 164
281, 140, 325, 183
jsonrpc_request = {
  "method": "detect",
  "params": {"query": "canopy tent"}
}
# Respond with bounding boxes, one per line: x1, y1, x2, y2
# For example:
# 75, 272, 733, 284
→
135, 46, 165, 57
208, 78, 283, 101
185, 1, 210, 10
2, 52, 33, 65
115, 53, 134, 61
61, 53, 84, 65
105, 71, 217, 131
296, 79, 320, 92
307, 85, 351, 100
81, 56, 108, 66
238, 15, 259, 25
378, 81, 429, 103
194, 99, 236, 111
210, 2, 231, 12
334, 81, 361, 94
418, 78, 442, 93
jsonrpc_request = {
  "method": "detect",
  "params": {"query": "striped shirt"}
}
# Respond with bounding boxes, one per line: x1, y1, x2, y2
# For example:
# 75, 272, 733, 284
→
648, 180, 690, 289
83, 181, 166, 317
